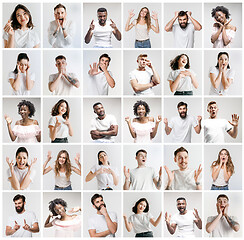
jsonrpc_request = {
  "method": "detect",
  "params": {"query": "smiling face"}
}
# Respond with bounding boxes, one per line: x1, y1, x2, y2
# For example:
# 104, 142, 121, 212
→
16, 152, 28, 170
140, 8, 148, 18
58, 152, 67, 165
178, 55, 188, 68
94, 104, 105, 118
178, 105, 187, 119
14, 198, 25, 213
97, 11, 107, 25
218, 54, 229, 68
137, 201, 147, 213
136, 151, 147, 167
54, 204, 66, 217
217, 197, 228, 213
214, 11, 226, 24
136, 105, 146, 117
58, 102, 67, 115
93, 197, 106, 211
208, 103, 218, 119
98, 152, 108, 165
174, 151, 189, 171
18, 59, 28, 73
56, 58, 67, 72
178, 15, 188, 29
16, 8, 30, 27
19, 105, 30, 119
177, 199, 187, 214
54, 7, 66, 25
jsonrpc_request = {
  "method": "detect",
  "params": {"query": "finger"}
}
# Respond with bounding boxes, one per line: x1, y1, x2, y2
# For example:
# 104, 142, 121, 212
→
89, 64, 93, 70
15, 221, 18, 225
110, 19, 114, 23
91, 19, 94, 25
24, 219, 26, 225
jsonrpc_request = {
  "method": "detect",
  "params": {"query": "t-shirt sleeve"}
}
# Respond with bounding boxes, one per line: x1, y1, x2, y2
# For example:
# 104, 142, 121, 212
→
228, 30, 236, 41
207, 216, 215, 223
33, 30, 40, 46
225, 119, 233, 132
128, 215, 133, 223
211, 27, 218, 36
227, 69, 235, 82
109, 212, 118, 223
90, 165, 97, 174
48, 116, 55, 127
170, 214, 177, 224
90, 119, 96, 131
3, 31, 8, 41
30, 72, 35, 82
147, 212, 153, 220
110, 115, 118, 126
191, 116, 198, 128
31, 211, 38, 225
7, 216, 14, 228
168, 118, 174, 129
167, 71, 175, 82
88, 217, 96, 230
49, 74, 55, 83
129, 70, 136, 82
8, 71, 16, 81
209, 66, 217, 78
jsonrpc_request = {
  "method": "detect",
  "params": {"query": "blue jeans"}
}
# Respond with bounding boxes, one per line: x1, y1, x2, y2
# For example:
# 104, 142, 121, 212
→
135, 231, 153, 237
211, 184, 229, 190
135, 39, 151, 48
52, 137, 68, 143
54, 185, 72, 190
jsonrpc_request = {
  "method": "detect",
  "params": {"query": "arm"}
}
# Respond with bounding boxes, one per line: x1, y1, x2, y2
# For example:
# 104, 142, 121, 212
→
164, 118, 172, 135
125, 10, 135, 32
44, 214, 53, 228
221, 70, 233, 90
85, 171, 97, 182
90, 130, 105, 140
48, 73, 62, 92
109, 168, 119, 186
150, 66, 160, 85
150, 117, 161, 139
221, 26, 232, 46
64, 118, 73, 137
125, 117, 136, 138
206, 214, 222, 233
194, 165, 202, 190
165, 212, 177, 235
193, 209, 202, 229
25, 66, 34, 91
43, 151, 52, 175
153, 166, 162, 190
100, 207, 117, 234
71, 153, 81, 175
49, 117, 61, 141
123, 166, 131, 190
164, 12, 179, 32
103, 69, 115, 88
227, 114, 239, 139
168, 72, 184, 92
123, 215, 133, 232
63, 73, 80, 88
211, 23, 223, 44
164, 165, 174, 190
23, 221, 39, 233
3, 20, 15, 48
6, 224, 20, 236
210, 72, 222, 89
223, 163, 232, 183
130, 79, 154, 93
212, 165, 222, 181
111, 19, 121, 41
151, 11, 159, 33
187, 11, 202, 31
33, 120, 41, 143
98, 125, 118, 137
150, 212, 162, 227
84, 20, 94, 44
194, 116, 202, 134
6, 120, 17, 142
89, 229, 111, 237
224, 215, 240, 232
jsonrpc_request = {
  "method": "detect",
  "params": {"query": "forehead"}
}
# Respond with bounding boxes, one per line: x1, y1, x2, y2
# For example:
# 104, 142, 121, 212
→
99, 152, 106, 156
137, 151, 147, 157
16, 8, 26, 15
94, 104, 103, 109
56, 58, 66, 63
15, 199, 24, 204
56, 8, 65, 13
17, 152, 27, 157
177, 200, 186, 204
215, 11, 224, 16
209, 104, 217, 108
178, 15, 187, 20
95, 197, 103, 203
219, 54, 228, 59
100, 57, 109, 61
137, 104, 145, 109
178, 105, 187, 109
20, 104, 28, 109
98, 11, 107, 16
176, 151, 188, 158
54, 204, 64, 209
139, 201, 147, 205
217, 197, 228, 202
59, 152, 67, 157
59, 102, 67, 106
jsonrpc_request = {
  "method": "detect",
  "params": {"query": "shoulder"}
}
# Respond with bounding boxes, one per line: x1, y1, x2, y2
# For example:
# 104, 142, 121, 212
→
213, 23, 219, 28
15, 120, 21, 125
148, 117, 154, 122
132, 118, 137, 123
33, 120, 39, 125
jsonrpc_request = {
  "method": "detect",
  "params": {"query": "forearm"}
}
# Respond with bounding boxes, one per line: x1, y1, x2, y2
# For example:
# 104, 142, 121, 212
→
49, 74, 62, 92
151, 66, 160, 84
111, 171, 119, 186
123, 217, 132, 232
166, 222, 175, 234
195, 122, 201, 134
25, 71, 33, 90
91, 230, 111, 237
6, 34, 15, 48
165, 180, 172, 190
123, 178, 130, 190
212, 166, 221, 181
154, 19, 159, 33
196, 219, 202, 229
151, 122, 159, 139
36, 131, 41, 142
189, 16, 202, 30
165, 16, 177, 32
153, 213, 162, 227
85, 29, 93, 44
64, 74, 80, 88
125, 17, 132, 31
225, 215, 240, 231
104, 70, 115, 88
20, 171, 31, 190
100, 129, 117, 137
6, 228, 17, 236
211, 72, 222, 89
85, 172, 96, 182
44, 215, 52, 228
113, 28, 121, 41
90, 132, 104, 140
50, 127, 58, 141
223, 168, 230, 182
222, 28, 231, 46
132, 82, 153, 92
190, 74, 199, 89
126, 122, 136, 138
164, 124, 171, 135
211, 27, 222, 43
229, 126, 238, 138
68, 124, 73, 137
7, 124, 16, 141
105, 215, 117, 234
43, 161, 49, 175
170, 75, 182, 92
29, 226, 39, 233
10, 171, 21, 190
12, 75, 21, 91
206, 214, 221, 233
221, 72, 231, 90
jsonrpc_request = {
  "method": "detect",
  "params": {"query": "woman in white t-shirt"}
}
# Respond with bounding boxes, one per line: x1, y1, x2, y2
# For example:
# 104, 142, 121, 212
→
48, 99, 73, 143
3, 4, 40, 48
124, 198, 162, 237
211, 149, 234, 190
125, 100, 161, 143
85, 150, 119, 190
9, 53, 35, 95
209, 52, 235, 95
6, 147, 37, 190
125, 7, 159, 48
43, 150, 81, 190
167, 54, 198, 95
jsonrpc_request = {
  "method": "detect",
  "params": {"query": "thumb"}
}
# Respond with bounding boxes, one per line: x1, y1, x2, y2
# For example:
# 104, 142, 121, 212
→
15, 221, 18, 225
24, 219, 26, 225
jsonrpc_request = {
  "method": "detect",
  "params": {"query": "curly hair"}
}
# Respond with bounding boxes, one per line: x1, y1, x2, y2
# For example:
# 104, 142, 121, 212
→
211, 6, 230, 19
10, 4, 34, 30
132, 198, 149, 214
51, 99, 70, 119
54, 150, 72, 179
215, 52, 230, 69
133, 100, 150, 116
136, 7, 151, 32
49, 198, 67, 216
170, 54, 190, 70
17, 100, 35, 117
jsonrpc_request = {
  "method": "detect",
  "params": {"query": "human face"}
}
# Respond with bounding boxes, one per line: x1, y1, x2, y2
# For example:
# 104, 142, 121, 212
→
98, 152, 108, 165
97, 11, 107, 25
137, 201, 147, 214
18, 59, 28, 73
16, 152, 28, 170
16, 8, 29, 27
99, 57, 110, 70
217, 197, 228, 213
178, 105, 187, 119
137, 56, 147, 68
136, 151, 147, 167
140, 8, 148, 18
178, 55, 188, 68
14, 199, 25, 213
19, 105, 30, 119
214, 11, 226, 24
219, 150, 228, 164
137, 105, 146, 117
218, 54, 229, 68
56, 58, 67, 72
58, 153, 67, 165
174, 151, 189, 171
54, 7, 66, 25
94, 104, 105, 118
178, 15, 188, 29
93, 197, 106, 210
177, 200, 187, 214
58, 102, 67, 115
54, 204, 66, 216
208, 104, 218, 119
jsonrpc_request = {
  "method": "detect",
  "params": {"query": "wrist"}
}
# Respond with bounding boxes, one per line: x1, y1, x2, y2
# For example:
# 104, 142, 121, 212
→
195, 181, 200, 186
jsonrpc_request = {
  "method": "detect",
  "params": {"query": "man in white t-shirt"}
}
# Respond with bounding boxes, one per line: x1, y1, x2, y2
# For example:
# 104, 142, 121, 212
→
90, 102, 118, 143
48, 55, 80, 95
88, 194, 118, 237
204, 101, 239, 143
88, 53, 115, 95
129, 54, 160, 95
206, 194, 240, 237
6, 194, 39, 237
48, 3, 75, 48
164, 146, 202, 190
123, 149, 162, 190
165, 11, 202, 48
164, 101, 202, 143
165, 197, 202, 237
85, 7, 121, 48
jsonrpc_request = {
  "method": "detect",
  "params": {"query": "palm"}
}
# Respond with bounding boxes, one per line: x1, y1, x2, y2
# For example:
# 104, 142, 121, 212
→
229, 114, 239, 127
89, 63, 101, 76
151, 11, 158, 20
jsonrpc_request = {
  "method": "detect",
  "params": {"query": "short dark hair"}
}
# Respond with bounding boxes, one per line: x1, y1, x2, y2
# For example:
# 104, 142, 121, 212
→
177, 102, 187, 109
97, 7, 107, 13
99, 53, 111, 63
17, 100, 36, 118
13, 194, 25, 202
91, 194, 103, 205
207, 101, 217, 108
54, 3, 66, 11
132, 198, 149, 214
136, 149, 147, 156
217, 194, 229, 201
215, 52, 230, 69
55, 55, 66, 62
51, 99, 70, 119
174, 147, 188, 157
49, 198, 67, 216
177, 197, 186, 202
133, 100, 150, 117
178, 11, 188, 19
93, 102, 102, 109
137, 54, 148, 61
97, 150, 110, 165
211, 6, 230, 19
170, 54, 190, 70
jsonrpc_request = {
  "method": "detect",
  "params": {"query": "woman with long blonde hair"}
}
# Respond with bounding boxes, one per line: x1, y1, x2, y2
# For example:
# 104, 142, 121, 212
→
211, 149, 234, 190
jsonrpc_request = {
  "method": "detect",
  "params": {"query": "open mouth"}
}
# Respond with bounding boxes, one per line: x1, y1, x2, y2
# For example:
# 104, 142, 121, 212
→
142, 159, 146, 163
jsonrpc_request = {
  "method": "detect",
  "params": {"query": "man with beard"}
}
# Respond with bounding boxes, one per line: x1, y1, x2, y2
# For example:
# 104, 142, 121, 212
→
48, 4, 75, 48
6, 194, 39, 237
204, 101, 239, 143
165, 11, 202, 48
165, 197, 202, 237
164, 101, 202, 143
90, 102, 118, 143
129, 54, 160, 96
48, 55, 80, 95
88, 53, 115, 95
88, 194, 118, 237
206, 194, 240, 237
85, 7, 121, 48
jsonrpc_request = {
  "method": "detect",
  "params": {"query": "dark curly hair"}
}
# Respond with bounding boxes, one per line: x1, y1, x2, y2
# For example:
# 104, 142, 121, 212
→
51, 99, 70, 119
10, 4, 34, 30
17, 100, 35, 117
211, 6, 230, 19
133, 100, 150, 117
132, 198, 149, 214
49, 198, 67, 216
170, 54, 190, 70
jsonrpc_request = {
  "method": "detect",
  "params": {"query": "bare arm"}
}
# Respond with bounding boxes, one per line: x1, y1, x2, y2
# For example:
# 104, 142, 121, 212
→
48, 73, 62, 92
25, 68, 34, 90
84, 20, 94, 44
165, 12, 178, 32
194, 116, 202, 134
164, 118, 172, 135
210, 72, 222, 89
187, 12, 202, 31
85, 171, 97, 182
225, 215, 240, 232
150, 212, 162, 227
221, 71, 233, 90
123, 215, 133, 232
130, 79, 154, 93
151, 66, 160, 85
27, 222, 39, 233
63, 73, 80, 88
166, 221, 177, 234
206, 214, 222, 233
125, 10, 135, 32
9, 75, 21, 91
212, 165, 222, 181
44, 215, 53, 228
123, 166, 131, 190
103, 69, 115, 88
99, 125, 118, 137
109, 168, 119, 186
125, 117, 136, 138
211, 24, 223, 44
6, 226, 18, 236
89, 229, 111, 237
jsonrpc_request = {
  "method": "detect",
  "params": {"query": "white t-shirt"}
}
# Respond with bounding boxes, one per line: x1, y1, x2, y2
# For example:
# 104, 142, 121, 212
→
90, 164, 118, 190
129, 69, 154, 95
168, 115, 198, 143
90, 114, 118, 143
212, 27, 236, 48
48, 20, 75, 48
88, 211, 117, 237
7, 211, 38, 237
9, 71, 35, 95
51, 163, 71, 188
172, 23, 195, 48
167, 68, 196, 92
7, 165, 35, 190
3, 28, 40, 48
133, 20, 150, 41
93, 21, 113, 48
130, 167, 156, 190
204, 119, 232, 143
49, 72, 77, 95
171, 210, 196, 237
212, 167, 228, 186
209, 66, 235, 95
48, 115, 69, 139
128, 212, 153, 234
207, 215, 238, 237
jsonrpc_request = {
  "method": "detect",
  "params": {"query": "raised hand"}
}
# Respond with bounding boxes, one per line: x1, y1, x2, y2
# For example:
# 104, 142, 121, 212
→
54, 117, 61, 129
186, 11, 192, 17
224, 19, 232, 27
193, 208, 201, 223
197, 115, 202, 122
29, 158, 37, 171
159, 166, 162, 177
99, 62, 107, 72
124, 166, 130, 179
165, 212, 171, 223
89, 62, 102, 76
75, 153, 80, 165
110, 19, 117, 29
145, 59, 152, 68
23, 219, 30, 231
14, 221, 20, 231
223, 203, 229, 216
156, 115, 162, 123
194, 164, 202, 183
6, 157, 14, 171
174, 11, 180, 18
164, 118, 168, 125
69, 207, 81, 213
4, 20, 14, 35
164, 165, 174, 184
228, 114, 239, 127
128, 9, 135, 19
89, 20, 95, 31
26, 63, 30, 72
4, 115, 12, 125
216, 203, 223, 216
125, 116, 131, 123
151, 11, 158, 20
100, 205, 108, 216
64, 117, 70, 126
214, 18, 223, 27
47, 151, 52, 162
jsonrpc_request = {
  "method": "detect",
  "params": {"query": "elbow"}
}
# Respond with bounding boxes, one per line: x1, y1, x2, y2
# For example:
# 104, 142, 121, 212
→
133, 86, 140, 93
197, 25, 202, 31
206, 227, 212, 234
110, 82, 115, 88
75, 82, 80, 88
110, 228, 117, 235
164, 27, 169, 32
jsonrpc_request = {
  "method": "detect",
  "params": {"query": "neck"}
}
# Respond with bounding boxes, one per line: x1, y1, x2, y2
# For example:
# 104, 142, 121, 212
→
60, 213, 68, 220
179, 167, 188, 171
209, 116, 217, 119
96, 210, 102, 215
138, 164, 146, 168
179, 66, 185, 69
138, 66, 145, 71
21, 117, 29, 123
98, 114, 106, 120
21, 25, 28, 31
180, 209, 187, 215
